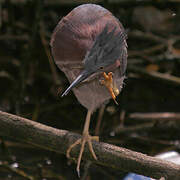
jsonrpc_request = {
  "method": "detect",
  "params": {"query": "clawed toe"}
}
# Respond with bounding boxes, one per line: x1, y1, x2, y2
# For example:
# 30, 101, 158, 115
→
100, 72, 119, 104
66, 133, 98, 177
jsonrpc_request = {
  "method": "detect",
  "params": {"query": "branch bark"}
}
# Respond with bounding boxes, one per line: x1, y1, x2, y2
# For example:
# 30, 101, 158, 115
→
0, 111, 180, 179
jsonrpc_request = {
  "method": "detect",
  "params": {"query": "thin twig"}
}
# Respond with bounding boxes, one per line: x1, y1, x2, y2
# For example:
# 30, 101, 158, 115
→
129, 112, 180, 121
112, 122, 155, 134
0, 161, 34, 180
129, 44, 165, 57
0, 34, 29, 41
39, 22, 61, 85
129, 30, 166, 43
129, 66, 180, 86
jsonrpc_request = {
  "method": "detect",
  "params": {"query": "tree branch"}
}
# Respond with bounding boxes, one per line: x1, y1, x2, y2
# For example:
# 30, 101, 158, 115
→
129, 65, 180, 86
0, 111, 180, 179
129, 112, 180, 121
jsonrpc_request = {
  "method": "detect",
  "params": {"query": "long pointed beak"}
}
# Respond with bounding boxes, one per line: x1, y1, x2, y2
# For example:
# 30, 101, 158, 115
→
61, 71, 89, 97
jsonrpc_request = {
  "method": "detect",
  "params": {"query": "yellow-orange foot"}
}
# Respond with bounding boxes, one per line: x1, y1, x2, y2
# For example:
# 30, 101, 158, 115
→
100, 72, 119, 105
66, 133, 99, 177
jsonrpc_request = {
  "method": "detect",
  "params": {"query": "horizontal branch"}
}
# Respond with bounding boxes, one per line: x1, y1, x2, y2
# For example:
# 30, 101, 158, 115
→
129, 112, 180, 121
0, 111, 180, 179
129, 66, 180, 86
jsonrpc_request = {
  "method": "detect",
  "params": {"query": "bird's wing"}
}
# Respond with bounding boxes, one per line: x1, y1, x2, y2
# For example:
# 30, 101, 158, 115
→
119, 36, 128, 76
83, 24, 127, 72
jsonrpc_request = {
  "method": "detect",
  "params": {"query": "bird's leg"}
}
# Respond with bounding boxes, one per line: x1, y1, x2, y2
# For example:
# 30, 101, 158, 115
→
66, 109, 99, 177
100, 72, 119, 105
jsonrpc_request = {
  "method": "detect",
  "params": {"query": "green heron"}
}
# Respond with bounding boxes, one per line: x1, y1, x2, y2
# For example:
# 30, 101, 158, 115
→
50, 4, 127, 175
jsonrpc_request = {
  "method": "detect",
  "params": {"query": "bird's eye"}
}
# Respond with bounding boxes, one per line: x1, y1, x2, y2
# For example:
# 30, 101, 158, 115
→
100, 67, 103, 70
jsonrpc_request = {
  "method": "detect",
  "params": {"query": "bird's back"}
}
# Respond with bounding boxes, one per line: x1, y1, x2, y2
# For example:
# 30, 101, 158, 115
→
51, 4, 124, 66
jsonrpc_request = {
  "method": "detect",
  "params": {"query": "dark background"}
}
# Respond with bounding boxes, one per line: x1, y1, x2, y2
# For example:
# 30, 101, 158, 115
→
0, 0, 180, 179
